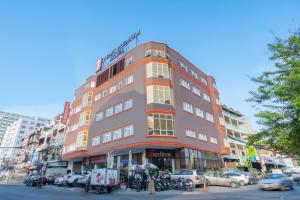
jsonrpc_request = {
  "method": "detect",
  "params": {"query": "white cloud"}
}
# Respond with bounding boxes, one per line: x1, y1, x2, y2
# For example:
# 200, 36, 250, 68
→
2, 103, 64, 119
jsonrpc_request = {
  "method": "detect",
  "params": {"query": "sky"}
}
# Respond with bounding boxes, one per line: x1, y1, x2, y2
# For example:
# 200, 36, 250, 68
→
0, 0, 299, 129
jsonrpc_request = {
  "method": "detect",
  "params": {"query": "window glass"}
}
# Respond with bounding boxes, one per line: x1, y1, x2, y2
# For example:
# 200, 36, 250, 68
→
147, 86, 172, 104
146, 62, 169, 78
148, 113, 174, 136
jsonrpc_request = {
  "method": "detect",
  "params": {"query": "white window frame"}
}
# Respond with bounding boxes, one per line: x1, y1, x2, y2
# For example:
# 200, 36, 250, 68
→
146, 85, 172, 104
195, 107, 204, 118
146, 62, 169, 79
124, 99, 133, 110
183, 102, 193, 114
103, 132, 112, 143
192, 87, 201, 97
180, 79, 190, 90
112, 128, 122, 140
125, 75, 133, 85
185, 129, 196, 138
92, 136, 101, 146
105, 107, 114, 117
203, 93, 211, 102
205, 112, 214, 122
198, 133, 208, 141
114, 103, 123, 114
95, 112, 103, 122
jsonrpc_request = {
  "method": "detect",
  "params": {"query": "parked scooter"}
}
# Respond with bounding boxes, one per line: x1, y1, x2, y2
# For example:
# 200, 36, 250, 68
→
174, 177, 193, 192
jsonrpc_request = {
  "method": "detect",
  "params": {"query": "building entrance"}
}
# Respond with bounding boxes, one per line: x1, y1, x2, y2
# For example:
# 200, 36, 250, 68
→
146, 149, 175, 172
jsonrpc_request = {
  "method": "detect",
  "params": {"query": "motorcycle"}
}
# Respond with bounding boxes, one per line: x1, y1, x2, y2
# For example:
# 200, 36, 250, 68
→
174, 177, 193, 192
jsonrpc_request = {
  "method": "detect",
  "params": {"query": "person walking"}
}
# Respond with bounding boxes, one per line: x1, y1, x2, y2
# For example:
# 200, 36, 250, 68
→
148, 169, 156, 195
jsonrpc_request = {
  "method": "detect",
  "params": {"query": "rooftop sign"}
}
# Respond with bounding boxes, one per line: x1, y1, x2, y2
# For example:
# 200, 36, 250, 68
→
96, 30, 141, 72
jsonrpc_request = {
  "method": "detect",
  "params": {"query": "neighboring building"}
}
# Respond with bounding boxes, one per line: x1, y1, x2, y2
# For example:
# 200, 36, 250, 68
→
62, 40, 230, 174
221, 104, 253, 169
0, 111, 25, 145
0, 116, 51, 167
16, 114, 68, 175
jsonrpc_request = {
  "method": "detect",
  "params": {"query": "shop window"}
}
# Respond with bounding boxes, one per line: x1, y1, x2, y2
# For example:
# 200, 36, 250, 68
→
148, 113, 174, 136
147, 85, 172, 104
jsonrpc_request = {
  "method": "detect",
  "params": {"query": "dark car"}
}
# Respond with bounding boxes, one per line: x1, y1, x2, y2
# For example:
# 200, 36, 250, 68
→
26, 175, 46, 187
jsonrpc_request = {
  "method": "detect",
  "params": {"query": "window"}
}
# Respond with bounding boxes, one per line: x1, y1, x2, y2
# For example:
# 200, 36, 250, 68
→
216, 98, 220, 105
82, 92, 92, 107
117, 81, 123, 89
192, 87, 201, 97
92, 136, 101, 146
78, 112, 86, 126
147, 85, 172, 104
183, 102, 193, 114
203, 93, 211, 102
146, 62, 169, 78
95, 112, 103, 122
195, 107, 204, 118
124, 125, 134, 137
201, 77, 208, 85
114, 103, 123, 114
103, 132, 112, 143
102, 90, 108, 97
76, 131, 87, 147
94, 93, 102, 102
126, 56, 133, 66
198, 133, 208, 141
145, 49, 152, 57
152, 49, 166, 57
106, 107, 114, 117
205, 112, 214, 122
219, 117, 225, 126
148, 113, 174, 136
210, 137, 218, 144
180, 79, 190, 90
179, 62, 188, 72
124, 99, 133, 110
190, 70, 198, 79
125, 75, 133, 85
109, 85, 117, 94
185, 129, 196, 138
90, 81, 96, 88
112, 129, 122, 140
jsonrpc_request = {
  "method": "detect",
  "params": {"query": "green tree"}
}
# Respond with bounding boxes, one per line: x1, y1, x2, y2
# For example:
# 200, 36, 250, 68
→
248, 29, 300, 156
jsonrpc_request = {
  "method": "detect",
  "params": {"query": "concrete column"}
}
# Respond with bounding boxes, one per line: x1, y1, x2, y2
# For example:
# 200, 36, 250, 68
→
171, 158, 175, 172
117, 156, 121, 169
128, 150, 132, 177
142, 150, 146, 164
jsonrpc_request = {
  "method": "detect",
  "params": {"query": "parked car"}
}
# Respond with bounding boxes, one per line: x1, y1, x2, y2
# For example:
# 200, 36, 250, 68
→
26, 175, 46, 187
66, 171, 89, 187
224, 172, 249, 186
259, 173, 293, 191
54, 176, 66, 186
23, 175, 34, 185
77, 172, 91, 187
243, 172, 259, 184
205, 172, 240, 188
171, 169, 206, 187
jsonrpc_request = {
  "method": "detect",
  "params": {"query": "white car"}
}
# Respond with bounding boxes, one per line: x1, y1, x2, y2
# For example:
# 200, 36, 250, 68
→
259, 173, 293, 190
224, 172, 249, 186
66, 171, 89, 187
77, 172, 91, 187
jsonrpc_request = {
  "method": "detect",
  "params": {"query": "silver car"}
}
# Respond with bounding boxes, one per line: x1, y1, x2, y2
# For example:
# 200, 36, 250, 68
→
259, 173, 293, 191
171, 169, 206, 187
205, 172, 240, 188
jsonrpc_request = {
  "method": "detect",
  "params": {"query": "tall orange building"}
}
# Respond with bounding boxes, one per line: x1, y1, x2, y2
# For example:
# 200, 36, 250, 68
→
62, 36, 229, 173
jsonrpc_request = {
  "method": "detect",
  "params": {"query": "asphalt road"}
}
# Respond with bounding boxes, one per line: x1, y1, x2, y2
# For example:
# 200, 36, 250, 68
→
0, 184, 299, 200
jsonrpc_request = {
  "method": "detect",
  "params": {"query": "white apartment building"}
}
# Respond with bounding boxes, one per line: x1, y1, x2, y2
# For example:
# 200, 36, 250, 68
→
0, 111, 25, 145
221, 104, 253, 168
0, 116, 51, 167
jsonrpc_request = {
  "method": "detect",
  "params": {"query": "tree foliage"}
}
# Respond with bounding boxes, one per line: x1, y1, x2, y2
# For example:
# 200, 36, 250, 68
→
248, 29, 300, 156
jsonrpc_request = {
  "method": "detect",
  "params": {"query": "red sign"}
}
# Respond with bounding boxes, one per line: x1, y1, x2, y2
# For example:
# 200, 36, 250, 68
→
61, 101, 70, 124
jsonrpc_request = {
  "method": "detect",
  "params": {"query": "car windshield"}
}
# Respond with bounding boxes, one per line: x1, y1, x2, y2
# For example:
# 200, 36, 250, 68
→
265, 174, 284, 179
196, 170, 204, 175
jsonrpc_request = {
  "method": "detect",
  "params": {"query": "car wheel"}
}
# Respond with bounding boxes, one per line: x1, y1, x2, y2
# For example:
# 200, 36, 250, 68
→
239, 180, 245, 186
230, 182, 237, 188
72, 179, 79, 187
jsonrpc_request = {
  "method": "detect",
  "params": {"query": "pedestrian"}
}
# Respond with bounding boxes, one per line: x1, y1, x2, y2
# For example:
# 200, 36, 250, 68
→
148, 169, 156, 195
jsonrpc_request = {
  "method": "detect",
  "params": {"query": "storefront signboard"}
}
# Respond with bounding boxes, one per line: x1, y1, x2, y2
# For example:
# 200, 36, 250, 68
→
146, 149, 175, 158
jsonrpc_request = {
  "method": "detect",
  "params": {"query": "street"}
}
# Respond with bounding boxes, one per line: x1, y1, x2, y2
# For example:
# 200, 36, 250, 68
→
0, 184, 299, 200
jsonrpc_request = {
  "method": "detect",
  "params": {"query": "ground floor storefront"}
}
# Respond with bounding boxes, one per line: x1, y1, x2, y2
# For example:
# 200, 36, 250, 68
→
66, 147, 223, 174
